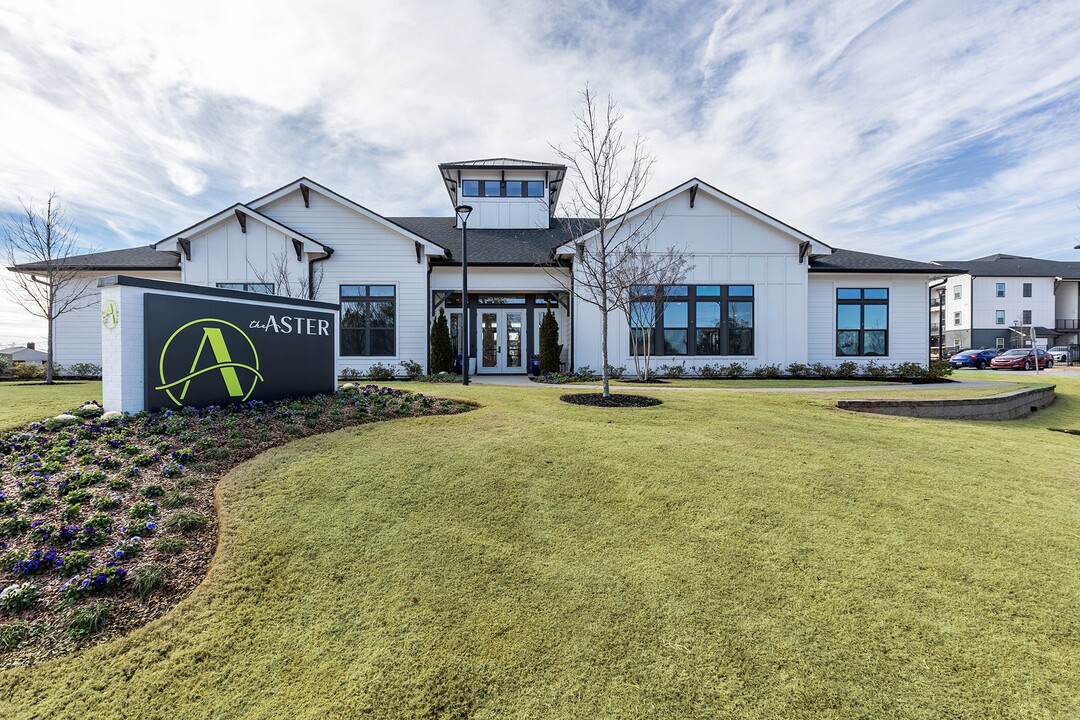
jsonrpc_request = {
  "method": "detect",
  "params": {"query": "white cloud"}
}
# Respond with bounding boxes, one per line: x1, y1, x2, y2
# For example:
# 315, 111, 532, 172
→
1, 0, 1080, 343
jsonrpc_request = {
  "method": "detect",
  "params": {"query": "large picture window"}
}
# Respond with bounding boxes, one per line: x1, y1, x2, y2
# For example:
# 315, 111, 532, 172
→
836, 288, 888, 356
630, 285, 754, 356
340, 285, 395, 356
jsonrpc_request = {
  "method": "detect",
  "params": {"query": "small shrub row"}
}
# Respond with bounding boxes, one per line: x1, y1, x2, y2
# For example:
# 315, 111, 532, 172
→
532, 365, 601, 384
625, 360, 953, 381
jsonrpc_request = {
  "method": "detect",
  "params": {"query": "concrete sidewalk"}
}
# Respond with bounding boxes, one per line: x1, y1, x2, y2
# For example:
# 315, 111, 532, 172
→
466, 374, 1006, 393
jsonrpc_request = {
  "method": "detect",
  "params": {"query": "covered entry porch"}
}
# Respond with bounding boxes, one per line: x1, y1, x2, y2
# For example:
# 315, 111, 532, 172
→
431, 290, 570, 375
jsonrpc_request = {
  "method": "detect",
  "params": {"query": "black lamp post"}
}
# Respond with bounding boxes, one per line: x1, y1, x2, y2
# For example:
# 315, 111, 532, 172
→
456, 204, 473, 385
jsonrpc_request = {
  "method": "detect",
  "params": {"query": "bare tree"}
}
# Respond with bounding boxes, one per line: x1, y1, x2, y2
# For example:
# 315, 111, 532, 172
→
611, 246, 694, 381
551, 86, 657, 397
248, 250, 324, 299
2, 194, 96, 384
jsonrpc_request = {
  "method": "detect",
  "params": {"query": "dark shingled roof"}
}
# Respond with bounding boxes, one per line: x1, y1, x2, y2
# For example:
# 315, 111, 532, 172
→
930, 254, 1080, 279
809, 249, 957, 274
388, 217, 599, 265
9, 245, 179, 272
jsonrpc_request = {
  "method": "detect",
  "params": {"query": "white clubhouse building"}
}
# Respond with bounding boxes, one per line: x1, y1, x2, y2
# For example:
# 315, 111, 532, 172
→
12, 158, 950, 376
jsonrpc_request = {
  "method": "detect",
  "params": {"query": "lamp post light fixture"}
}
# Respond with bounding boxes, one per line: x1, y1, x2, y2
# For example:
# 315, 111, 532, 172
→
456, 204, 473, 385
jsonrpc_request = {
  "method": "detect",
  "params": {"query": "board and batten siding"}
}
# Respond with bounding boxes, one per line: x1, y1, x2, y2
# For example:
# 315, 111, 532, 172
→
51, 270, 181, 370
181, 216, 308, 291
807, 273, 929, 366
456, 171, 550, 230
258, 189, 429, 375
571, 189, 810, 371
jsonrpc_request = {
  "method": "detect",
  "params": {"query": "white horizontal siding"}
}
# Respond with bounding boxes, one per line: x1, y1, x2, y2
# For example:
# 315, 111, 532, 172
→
52, 270, 181, 370
261, 190, 428, 375
808, 274, 929, 365
971, 276, 1055, 329
430, 266, 567, 292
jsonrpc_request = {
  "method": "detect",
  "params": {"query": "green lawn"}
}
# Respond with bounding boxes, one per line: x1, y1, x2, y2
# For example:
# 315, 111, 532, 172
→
827, 381, 1032, 400
2, 379, 1080, 718
0, 381, 101, 430
577, 378, 875, 388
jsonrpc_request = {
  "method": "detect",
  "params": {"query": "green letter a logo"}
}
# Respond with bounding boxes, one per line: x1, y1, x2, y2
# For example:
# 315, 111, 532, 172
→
180, 327, 244, 400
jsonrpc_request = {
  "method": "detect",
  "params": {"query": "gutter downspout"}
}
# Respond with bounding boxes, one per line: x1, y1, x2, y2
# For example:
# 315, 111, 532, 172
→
309, 247, 334, 300
426, 263, 433, 374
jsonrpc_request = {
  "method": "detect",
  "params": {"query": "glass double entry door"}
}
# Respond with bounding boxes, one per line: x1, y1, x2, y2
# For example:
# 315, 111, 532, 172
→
479, 309, 525, 373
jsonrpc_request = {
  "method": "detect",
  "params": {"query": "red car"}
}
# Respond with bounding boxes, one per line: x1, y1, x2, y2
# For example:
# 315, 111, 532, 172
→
989, 348, 1053, 370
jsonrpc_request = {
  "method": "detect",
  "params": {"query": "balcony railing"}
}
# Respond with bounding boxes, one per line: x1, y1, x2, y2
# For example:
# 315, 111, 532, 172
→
1056, 318, 1078, 331
930, 298, 943, 307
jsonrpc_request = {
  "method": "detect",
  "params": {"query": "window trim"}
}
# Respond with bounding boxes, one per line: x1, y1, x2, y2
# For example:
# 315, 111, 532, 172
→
1022, 282, 1032, 298
996, 283, 1005, 298
629, 284, 755, 357
459, 179, 546, 198
835, 288, 889, 357
995, 310, 1005, 325
339, 283, 397, 357
953, 285, 962, 300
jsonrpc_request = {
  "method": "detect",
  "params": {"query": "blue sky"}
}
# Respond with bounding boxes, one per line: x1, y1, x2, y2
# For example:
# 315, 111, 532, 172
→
2, 0, 1080, 345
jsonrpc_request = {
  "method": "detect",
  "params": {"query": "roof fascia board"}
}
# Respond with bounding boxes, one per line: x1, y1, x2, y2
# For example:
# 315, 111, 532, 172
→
247, 178, 449, 257
155, 203, 332, 257
553, 178, 832, 255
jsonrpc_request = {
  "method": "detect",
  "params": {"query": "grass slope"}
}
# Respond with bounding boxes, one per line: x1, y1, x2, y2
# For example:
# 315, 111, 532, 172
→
2, 379, 1079, 718
0, 381, 102, 431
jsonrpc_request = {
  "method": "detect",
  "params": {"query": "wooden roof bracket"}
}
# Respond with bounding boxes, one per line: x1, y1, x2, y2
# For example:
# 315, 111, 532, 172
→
234, 209, 247, 233
415, 242, 423, 264
291, 238, 304, 261
689, 184, 699, 209
177, 238, 191, 261
300, 183, 310, 208
798, 241, 811, 263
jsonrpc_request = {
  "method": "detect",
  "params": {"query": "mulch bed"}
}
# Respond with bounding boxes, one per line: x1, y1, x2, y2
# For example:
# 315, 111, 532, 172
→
0, 387, 473, 668
560, 393, 662, 408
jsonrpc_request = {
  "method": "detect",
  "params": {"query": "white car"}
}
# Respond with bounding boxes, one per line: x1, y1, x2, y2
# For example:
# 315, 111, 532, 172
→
1048, 346, 1070, 363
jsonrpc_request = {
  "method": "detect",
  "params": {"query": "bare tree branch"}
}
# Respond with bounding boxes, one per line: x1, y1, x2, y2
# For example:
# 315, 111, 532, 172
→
547, 85, 659, 396
247, 250, 324, 299
610, 246, 694, 381
2, 193, 97, 383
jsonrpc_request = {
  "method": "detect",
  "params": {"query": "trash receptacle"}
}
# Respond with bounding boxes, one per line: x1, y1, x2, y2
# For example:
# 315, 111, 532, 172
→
528, 354, 540, 375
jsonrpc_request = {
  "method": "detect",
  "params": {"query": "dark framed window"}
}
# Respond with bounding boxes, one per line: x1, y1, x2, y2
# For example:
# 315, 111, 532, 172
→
216, 282, 274, 294
460, 179, 545, 198
1023, 282, 1032, 298
630, 285, 754, 357
996, 283, 1005, 297
1022, 309, 1032, 325
836, 288, 888, 356
996, 310, 1005, 325
341, 285, 395, 356
662, 286, 689, 355
954, 311, 961, 326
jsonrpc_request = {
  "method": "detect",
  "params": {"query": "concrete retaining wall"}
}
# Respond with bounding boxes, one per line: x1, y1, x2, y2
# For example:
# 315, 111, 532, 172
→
836, 384, 1056, 421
